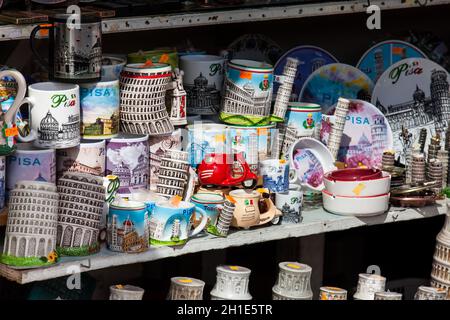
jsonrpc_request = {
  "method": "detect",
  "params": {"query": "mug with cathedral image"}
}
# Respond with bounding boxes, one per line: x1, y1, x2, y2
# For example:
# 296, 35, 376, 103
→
17, 82, 81, 149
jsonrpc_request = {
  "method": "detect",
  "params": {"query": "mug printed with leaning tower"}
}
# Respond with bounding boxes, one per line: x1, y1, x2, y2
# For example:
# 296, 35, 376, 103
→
56, 139, 106, 178
18, 82, 80, 149
275, 189, 303, 224
6, 143, 56, 196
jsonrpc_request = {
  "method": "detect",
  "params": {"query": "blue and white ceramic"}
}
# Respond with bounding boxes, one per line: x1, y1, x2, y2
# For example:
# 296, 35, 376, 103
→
149, 200, 207, 246
356, 40, 426, 83
107, 200, 149, 253
299, 63, 374, 114
273, 45, 338, 101
101, 55, 126, 81
190, 192, 225, 229
259, 159, 295, 193
285, 102, 322, 137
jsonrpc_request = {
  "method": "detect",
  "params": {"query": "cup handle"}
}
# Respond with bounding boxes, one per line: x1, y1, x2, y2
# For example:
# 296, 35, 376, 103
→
258, 198, 278, 225
289, 169, 298, 183
16, 98, 38, 143
30, 24, 52, 68
190, 207, 208, 237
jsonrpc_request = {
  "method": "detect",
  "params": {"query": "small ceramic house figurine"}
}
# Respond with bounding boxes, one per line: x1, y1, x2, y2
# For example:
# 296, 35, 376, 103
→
56, 172, 106, 256
319, 287, 348, 300
167, 68, 187, 126
374, 291, 402, 300
210, 265, 252, 300
0, 181, 59, 267
272, 57, 299, 122
156, 150, 190, 198
167, 277, 205, 300
414, 286, 447, 300
353, 273, 386, 300
411, 153, 426, 184
109, 284, 145, 300
430, 213, 450, 297
272, 262, 313, 300
120, 63, 174, 136
328, 98, 350, 161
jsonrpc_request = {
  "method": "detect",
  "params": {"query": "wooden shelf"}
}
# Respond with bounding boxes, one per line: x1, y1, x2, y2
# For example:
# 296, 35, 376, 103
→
0, 0, 449, 41
0, 201, 447, 284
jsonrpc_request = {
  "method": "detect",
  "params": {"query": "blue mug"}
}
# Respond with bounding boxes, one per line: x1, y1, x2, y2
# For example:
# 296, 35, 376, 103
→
149, 200, 207, 246
190, 192, 225, 230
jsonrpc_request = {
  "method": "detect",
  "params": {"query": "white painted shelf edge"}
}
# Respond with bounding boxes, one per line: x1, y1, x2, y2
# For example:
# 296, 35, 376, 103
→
0, 200, 447, 284
0, 0, 449, 41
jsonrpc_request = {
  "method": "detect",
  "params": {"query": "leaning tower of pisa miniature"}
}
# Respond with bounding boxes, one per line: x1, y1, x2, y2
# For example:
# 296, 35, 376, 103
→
120, 63, 174, 136
328, 98, 350, 161
430, 214, 450, 299
156, 150, 190, 198
1, 181, 59, 266
272, 262, 313, 300
437, 150, 449, 188
210, 265, 252, 300
272, 58, 299, 121
216, 200, 235, 237
353, 273, 386, 300
167, 68, 187, 126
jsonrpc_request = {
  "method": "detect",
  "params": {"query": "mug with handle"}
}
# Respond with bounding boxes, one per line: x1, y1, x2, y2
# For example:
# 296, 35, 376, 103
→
17, 82, 81, 149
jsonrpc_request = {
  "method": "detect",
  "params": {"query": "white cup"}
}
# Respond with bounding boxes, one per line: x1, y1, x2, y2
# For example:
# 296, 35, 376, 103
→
275, 189, 303, 224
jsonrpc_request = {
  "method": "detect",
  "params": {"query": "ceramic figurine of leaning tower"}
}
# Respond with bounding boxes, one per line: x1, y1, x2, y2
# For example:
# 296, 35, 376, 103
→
328, 98, 350, 161
272, 57, 299, 122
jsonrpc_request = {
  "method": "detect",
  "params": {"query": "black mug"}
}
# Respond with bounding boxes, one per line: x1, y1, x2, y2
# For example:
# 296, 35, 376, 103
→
30, 14, 102, 83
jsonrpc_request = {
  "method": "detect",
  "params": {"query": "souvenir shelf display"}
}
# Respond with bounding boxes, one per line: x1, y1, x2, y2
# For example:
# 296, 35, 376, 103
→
56, 172, 105, 256
167, 277, 205, 300
210, 265, 252, 300
156, 150, 190, 198
272, 262, 313, 300
0, 181, 59, 267
119, 63, 174, 136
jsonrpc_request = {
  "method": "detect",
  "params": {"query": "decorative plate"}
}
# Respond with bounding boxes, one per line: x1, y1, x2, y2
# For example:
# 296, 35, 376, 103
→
320, 99, 393, 169
300, 63, 374, 114
289, 137, 336, 192
371, 58, 450, 163
273, 45, 338, 101
226, 34, 283, 65
357, 40, 427, 83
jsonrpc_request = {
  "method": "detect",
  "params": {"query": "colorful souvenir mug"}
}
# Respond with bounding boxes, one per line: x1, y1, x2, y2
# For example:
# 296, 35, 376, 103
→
0, 70, 27, 156
259, 159, 297, 193
275, 189, 303, 224
101, 55, 126, 81
285, 102, 322, 137
229, 189, 281, 228
190, 192, 225, 230
220, 59, 274, 126
6, 143, 56, 196
107, 199, 149, 253
149, 200, 207, 246
30, 14, 102, 83
17, 82, 81, 149
80, 80, 120, 139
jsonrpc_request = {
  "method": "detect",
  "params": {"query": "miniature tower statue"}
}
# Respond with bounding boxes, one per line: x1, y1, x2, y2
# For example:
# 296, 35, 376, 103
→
411, 153, 426, 184
216, 200, 235, 237
210, 265, 252, 300
167, 277, 205, 300
427, 134, 441, 163
328, 98, 350, 161
414, 286, 447, 300
381, 150, 395, 172
167, 68, 187, 126
437, 150, 449, 188
109, 285, 145, 300
427, 158, 443, 195
272, 58, 299, 121
353, 273, 386, 300
430, 214, 450, 298
272, 262, 313, 300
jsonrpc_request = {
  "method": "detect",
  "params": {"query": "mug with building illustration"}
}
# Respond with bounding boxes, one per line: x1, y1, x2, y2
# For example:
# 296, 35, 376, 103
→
106, 134, 149, 195
179, 55, 225, 115
149, 200, 207, 246
6, 143, 56, 197
220, 59, 274, 126
30, 14, 102, 83
17, 82, 81, 149
80, 80, 120, 139
56, 139, 106, 178
107, 199, 149, 253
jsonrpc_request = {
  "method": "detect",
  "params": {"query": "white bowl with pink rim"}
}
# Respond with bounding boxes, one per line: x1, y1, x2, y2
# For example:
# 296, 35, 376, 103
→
322, 190, 389, 217
324, 170, 391, 197
289, 137, 336, 192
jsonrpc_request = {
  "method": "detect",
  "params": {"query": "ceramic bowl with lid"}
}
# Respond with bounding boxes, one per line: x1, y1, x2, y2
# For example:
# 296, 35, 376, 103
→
324, 170, 391, 197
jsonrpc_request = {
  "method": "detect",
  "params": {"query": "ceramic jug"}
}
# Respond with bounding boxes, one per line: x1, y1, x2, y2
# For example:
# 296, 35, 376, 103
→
0, 70, 27, 156
229, 189, 281, 228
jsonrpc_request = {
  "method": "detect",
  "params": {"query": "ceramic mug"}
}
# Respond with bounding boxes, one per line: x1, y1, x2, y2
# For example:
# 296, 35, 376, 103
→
149, 200, 207, 246
186, 123, 229, 166
180, 55, 224, 115
80, 80, 120, 139
101, 55, 126, 81
107, 199, 149, 253
285, 102, 322, 137
56, 139, 106, 178
6, 143, 56, 196
260, 159, 297, 193
106, 134, 149, 195
18, 82, 81, 149
190, 192, 225, 229
275, 190, 303, 224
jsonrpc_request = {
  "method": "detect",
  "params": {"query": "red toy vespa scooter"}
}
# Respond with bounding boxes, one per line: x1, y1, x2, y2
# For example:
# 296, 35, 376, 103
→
197, 152, 258, 188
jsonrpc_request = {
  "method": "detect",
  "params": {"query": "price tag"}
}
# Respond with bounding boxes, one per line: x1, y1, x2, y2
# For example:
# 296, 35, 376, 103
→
229, 266, 240, 271
239, 71, 252, 80
178, 278, 193, 283
287, 263, 301, 269
4, 126, 18, 137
